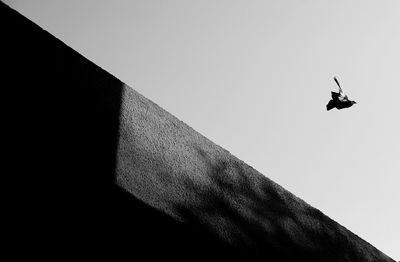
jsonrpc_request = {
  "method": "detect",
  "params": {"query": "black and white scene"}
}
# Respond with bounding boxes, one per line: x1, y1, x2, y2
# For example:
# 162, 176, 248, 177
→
2, 1, 398, 261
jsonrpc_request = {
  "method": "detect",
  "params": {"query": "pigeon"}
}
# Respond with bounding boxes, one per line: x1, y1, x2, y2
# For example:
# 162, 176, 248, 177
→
326, 77, 357, 111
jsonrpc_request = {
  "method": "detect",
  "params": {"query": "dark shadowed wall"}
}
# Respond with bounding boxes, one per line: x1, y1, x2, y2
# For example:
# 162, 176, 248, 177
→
2, 2, 394, 261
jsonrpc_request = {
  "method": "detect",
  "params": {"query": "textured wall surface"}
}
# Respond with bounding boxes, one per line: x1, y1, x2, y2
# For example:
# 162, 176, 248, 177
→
2, 2, 394, 261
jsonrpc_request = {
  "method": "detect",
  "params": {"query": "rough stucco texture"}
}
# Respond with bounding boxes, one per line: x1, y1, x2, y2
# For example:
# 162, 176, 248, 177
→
117, 83, 394, 262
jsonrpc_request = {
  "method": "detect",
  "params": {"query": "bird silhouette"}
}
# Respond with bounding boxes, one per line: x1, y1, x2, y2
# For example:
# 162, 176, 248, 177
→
326, 77, 357, 111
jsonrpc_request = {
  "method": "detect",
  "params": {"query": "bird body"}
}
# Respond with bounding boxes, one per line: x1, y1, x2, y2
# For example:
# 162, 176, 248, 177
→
326, 77, 356, 111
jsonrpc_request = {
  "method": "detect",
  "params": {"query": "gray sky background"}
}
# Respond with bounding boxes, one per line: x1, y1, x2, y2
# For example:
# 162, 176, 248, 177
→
6, 0, 399, 259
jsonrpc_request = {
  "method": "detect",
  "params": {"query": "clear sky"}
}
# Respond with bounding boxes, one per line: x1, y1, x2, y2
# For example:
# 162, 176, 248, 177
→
5, 0, 399, 259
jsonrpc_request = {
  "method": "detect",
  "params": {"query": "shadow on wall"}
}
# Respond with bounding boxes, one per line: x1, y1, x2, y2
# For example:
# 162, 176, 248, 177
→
2, 0, 121, 255
174, 147, 390, 261
1, 2, 248, 260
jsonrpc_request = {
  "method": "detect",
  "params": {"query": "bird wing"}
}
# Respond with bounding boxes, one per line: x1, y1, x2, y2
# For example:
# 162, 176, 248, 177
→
326, 100, 336, 111
333, 76, 343, 94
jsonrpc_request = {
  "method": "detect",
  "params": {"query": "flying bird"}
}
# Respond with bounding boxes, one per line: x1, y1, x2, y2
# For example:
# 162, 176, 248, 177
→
326, 77, 357, 111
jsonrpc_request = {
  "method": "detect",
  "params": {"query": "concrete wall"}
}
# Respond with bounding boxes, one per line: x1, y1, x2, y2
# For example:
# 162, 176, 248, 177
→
2, 2, 394, 261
